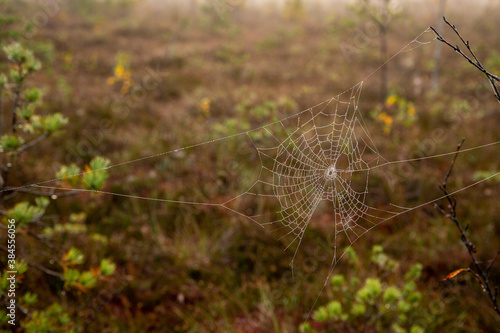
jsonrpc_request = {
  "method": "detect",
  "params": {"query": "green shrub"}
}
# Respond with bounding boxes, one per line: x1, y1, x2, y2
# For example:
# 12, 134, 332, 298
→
302, 245, 432, 332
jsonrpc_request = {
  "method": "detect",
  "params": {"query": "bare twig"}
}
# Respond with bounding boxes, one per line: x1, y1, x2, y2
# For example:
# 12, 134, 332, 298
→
3, 186, 80, 198
25, 259, 64, 279
17, 132, 49, 152
0, 188, 18, 203
430, 17, 500, 103
0, 245, 63, 279
486, 251, 500, 275
2, 293, 31, 319
437, 139, 500, 316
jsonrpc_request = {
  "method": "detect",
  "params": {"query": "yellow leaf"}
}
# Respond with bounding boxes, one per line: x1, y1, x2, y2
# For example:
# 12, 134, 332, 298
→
384, 116, 393, 126
64, 54, 72, 64
115, 64, 125, 78
443, 268, 469, 281
385, 95, 398, 107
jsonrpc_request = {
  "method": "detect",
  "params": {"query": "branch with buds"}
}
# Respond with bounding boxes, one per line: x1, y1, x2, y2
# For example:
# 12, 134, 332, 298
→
436, 138, 500, 316
430, 17, 500, 103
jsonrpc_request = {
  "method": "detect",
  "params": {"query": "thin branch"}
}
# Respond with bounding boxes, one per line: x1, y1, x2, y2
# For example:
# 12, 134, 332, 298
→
2, 293, 31, 319
0, 189, 19, 203
0, 245, 63, 279
25, 229, 58, 251
430, 17, 500, 103
438, 139, 500, 316
487, 251, 500, 275
442, 137, 465, 188
25, 259, 64, 279
3, 186, 80, 198
17, 131, 49, 153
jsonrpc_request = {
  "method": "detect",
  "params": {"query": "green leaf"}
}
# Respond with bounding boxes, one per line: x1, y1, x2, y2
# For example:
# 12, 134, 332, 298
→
403, 281, 416, 297
312, 306, 329, 322
24, 87, 42, 103
351, 303, 366, 316
56, 164, 81, 187
372, 245, 383, 254
345, 246, 358, 264
299, 322, 314, 333
7, 201, 45, 225
330, 274, 344, 288
15, 259, 28, 275
35, 196, 50, 208
30, 115, 44, 131
63, 247, 84, 265
23, 302, 74, 332
3, 42, 30, 63
397, 300, 411, 313
371, 245, 389, 267
60, 313, 70, 325
8, 68, 21, 83
391, 323, 406, 333
383, 286, 401, 304
100, 258, 116, 276
43, 227, 54, 237
70, 212, 86, 223
405, 263, 423, 281
89, 156, 111, 170
0, 134, 24, 151
41, 113, 68, 133
357, 278, 382, 302
16, 105, 34, 121
407, 291, 422, 304
64, 269, 80, 284
325, 301, 343, 319
410, 325, 425, 333
78, 271, 97, 288
82, 157, 111, 190
25, 57, 42, 72
91, 233, 108, 244
22, 292, 38, 305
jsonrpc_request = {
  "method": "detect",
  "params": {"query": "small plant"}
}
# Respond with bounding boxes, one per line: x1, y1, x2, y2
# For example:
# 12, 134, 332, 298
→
107, 52, 133, 94
0, 41, 113, 330
371, 92, 417, 135
300, 245, 429, 333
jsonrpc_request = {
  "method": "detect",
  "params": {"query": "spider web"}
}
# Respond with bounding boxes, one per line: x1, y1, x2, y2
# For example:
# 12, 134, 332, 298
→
222, 83, 402, 268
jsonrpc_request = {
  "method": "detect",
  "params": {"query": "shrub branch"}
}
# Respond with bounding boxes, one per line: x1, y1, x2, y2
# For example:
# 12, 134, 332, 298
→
436, 138, 500, 316
430, 17, 500, 103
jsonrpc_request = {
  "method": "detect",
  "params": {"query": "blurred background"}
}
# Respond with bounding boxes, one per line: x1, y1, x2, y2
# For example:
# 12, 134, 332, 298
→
1, 0, 499, 332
